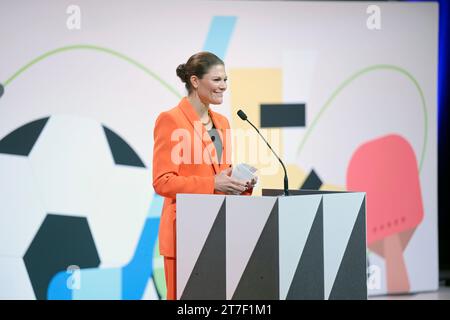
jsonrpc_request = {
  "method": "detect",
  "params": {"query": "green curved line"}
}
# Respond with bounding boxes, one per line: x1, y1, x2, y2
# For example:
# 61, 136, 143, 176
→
3, 44, 182, 99
296, 64, 428, 172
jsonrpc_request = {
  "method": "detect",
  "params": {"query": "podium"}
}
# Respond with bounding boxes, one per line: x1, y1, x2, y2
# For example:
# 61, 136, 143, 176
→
176, 189, 367, 300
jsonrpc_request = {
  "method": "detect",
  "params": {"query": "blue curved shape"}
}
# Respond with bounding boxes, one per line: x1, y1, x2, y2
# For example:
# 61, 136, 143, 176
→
47, 194, 163, 300
121, 216, 160, 299
47, 272, 72, 300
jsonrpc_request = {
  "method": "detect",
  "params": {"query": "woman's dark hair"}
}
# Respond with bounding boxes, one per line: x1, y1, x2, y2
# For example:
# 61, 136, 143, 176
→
176, 52, 224, 93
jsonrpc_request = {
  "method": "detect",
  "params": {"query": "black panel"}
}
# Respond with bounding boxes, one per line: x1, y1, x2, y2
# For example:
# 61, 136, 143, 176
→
23, 214, 100, 300
300, 169, 323, 190
0, 83, 4, 98
0, 118, 49, 156
287, 198, 324, 299
181, 200, 226, 300
103, 126, 146, 168
232, 200, 279, 300
260, 104, 305, 128
329, 198, 367, 300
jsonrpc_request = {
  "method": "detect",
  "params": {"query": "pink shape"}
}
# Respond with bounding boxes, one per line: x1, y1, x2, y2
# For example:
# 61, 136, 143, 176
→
346, 134, 424, 245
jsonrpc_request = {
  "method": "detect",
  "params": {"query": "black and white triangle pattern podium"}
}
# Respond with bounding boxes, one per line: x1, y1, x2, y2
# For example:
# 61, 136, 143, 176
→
176, 189, 367, 300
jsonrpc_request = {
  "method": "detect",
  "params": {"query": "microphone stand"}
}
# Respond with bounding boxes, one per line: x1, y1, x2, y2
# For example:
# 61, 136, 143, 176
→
243, 118, 289, 196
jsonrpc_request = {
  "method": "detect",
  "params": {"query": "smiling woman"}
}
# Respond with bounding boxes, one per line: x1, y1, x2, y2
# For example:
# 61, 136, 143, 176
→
152, 51, 257, 300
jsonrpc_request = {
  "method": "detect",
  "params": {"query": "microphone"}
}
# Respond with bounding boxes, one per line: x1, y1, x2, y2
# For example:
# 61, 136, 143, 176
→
237, 109, 289, 196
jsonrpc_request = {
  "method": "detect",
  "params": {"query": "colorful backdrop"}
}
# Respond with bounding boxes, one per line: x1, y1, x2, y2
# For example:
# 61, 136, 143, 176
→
0, 0, 438, 299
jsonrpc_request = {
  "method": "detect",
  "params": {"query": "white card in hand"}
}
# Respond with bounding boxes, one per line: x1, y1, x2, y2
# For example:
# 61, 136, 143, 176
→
231, 163, 257, 182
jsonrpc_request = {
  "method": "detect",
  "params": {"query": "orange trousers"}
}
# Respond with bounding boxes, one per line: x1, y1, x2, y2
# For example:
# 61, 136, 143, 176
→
164, 256, 177, 300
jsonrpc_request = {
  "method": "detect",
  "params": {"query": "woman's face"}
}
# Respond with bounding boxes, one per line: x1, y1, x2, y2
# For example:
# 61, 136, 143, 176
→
192, 64, 227, 105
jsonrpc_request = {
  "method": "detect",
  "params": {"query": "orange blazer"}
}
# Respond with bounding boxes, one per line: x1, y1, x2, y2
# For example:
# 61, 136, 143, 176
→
153, 97, 252, 258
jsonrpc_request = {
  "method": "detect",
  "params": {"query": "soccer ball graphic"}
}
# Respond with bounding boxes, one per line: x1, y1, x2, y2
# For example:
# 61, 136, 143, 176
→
0, 114, 164, 300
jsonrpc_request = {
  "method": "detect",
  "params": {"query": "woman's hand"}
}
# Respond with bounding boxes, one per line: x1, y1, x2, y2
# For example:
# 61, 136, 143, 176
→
214, 167, 248, 195
245, 176, 258, 190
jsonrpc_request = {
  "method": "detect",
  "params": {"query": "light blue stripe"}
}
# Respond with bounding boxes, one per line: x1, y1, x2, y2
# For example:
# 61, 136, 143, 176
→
147, 194, 164, 218
121, 216, 160, 299
203, 16, 237, 60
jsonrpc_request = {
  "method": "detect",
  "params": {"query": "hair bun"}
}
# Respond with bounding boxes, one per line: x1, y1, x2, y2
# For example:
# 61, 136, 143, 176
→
176, 63, 187, 83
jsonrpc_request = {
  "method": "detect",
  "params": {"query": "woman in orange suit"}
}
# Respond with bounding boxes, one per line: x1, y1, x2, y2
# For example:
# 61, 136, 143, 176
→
152, 52, 257, 300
